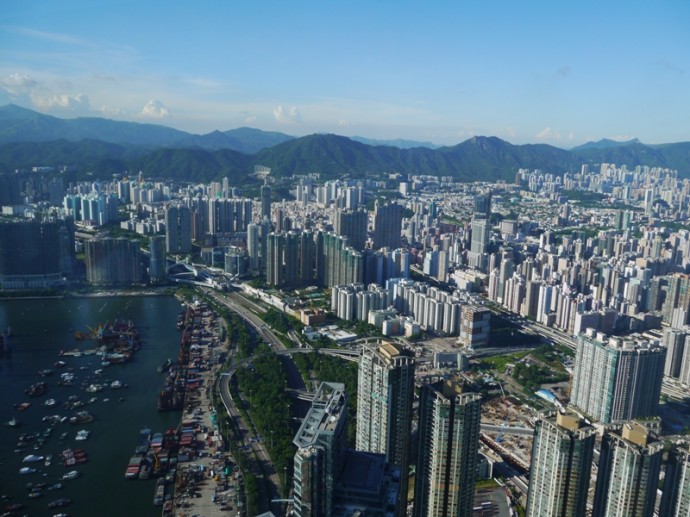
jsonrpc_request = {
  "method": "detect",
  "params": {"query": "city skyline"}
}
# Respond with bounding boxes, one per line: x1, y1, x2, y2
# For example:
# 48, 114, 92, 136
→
2, 1, 689, 147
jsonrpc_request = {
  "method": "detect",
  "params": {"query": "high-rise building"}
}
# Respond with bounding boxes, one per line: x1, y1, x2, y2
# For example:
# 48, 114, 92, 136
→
165, 205, 192, 254
373, 201, 403, 250
468, 217, 490, 272
593, 422, 663, 517
458, 305, 491, 348
266, 232, 285, 287
659, 442, 690, 517
334, 207, 368, 251
526, 411, 596, 517
356, 341, 415, 515
413, 379, 481, 517
0, 219, 64, 289
473, 191, 492, 217
663, 327, 689, 379
148, 235, 166, 284
260, 184, 272, 222
246, 222, 260, 274
569, 331, 666, 424
85, 237, 142, 285
293, 382, 348, 517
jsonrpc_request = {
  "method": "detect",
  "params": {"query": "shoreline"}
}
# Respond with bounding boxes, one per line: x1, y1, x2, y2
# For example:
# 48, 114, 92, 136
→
0, 287, 175, 301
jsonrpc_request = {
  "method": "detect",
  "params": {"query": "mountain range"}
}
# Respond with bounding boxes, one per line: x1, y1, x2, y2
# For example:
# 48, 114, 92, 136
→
0, 104, 688, 183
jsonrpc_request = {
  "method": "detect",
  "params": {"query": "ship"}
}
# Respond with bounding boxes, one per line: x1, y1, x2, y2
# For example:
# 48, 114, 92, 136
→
157, 358, 173, 373
69, 411, 94, 424
62, 470, 79, 480
25, 381, 47, 396
153, 478, 166, 506
124, 455, 144, 479
47, 497, 71, 508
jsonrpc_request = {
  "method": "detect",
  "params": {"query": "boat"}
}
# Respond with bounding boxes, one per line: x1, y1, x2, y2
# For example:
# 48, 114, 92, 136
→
124, 455, 144, 479
75, 429, 90, 441
153, 478, 166, 505
28, 489, 42, 498
19, 466, 37, 474
47, 482, 63, 490
85, 383, 103, 393
15, 402, 31, 411
38, 368, 53, 377
26, 381, 48, 396
62, 470, 79, 480
5, 417, 21, 427
44, 398, 57, 408
47, 497, 71, 508
58, 372, 75, 385
110, 380, 123, 389
69, 411, 94, 424
158, 358, 173, 373
45, 454, 53, 466
23, 454, 44, 463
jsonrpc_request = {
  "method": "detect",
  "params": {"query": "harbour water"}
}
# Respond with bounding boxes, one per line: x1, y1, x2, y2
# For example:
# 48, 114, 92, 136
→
0, 295, 184, 516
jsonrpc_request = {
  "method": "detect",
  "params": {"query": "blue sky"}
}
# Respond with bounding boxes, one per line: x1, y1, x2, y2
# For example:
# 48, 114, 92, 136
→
1, 1, 688, 147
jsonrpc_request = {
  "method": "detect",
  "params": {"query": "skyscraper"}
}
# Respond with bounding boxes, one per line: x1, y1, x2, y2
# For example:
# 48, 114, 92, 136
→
593, 422, 663, 517
663, 327, 689, 379
148, 235, 166, 284
165, 205, 192, 254
334, 207, 368, 251
356, 341, 415, 515
468, 217, 490, 272
260, 183, 272, 222
526, 411, 596, 517
659, 442, 690, 517
413, 379, 481, 517
0, 219, 64, 290
85, 237, 142, 285
293, 382, 348, 517
569, 331, 666, 424
373, 201, 403, 250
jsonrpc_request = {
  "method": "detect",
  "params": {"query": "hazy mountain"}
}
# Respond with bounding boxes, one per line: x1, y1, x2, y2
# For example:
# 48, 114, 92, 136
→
572, 138, 641, 151
0, 104, 292, 153
1, 105, 689, 182
349, 136, 439, 149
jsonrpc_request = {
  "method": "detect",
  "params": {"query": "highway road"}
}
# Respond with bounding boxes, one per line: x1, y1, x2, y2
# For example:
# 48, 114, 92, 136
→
207, 288, 288, 515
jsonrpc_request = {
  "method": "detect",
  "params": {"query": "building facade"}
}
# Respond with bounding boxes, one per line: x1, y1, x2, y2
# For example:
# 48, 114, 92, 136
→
593, 422, 663, 517
293, 382, 348, 517
659, 442, 690, 517
356, 341, 415, 515
569, 331, 666, 424
526, 411, 596, 517
85, 237, 142, 285
413, 379, 481, 517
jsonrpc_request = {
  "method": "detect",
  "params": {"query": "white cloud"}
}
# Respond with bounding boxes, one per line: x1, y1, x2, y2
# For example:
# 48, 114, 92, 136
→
609, 134, 635, 141
273, 105, 302, 124
97, 104, 126, 117
0, 73, 38, 97
536, 127, 562, 141
140, 99, 169, 119
244, 116, 256, 125
32, 92, 90, 112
